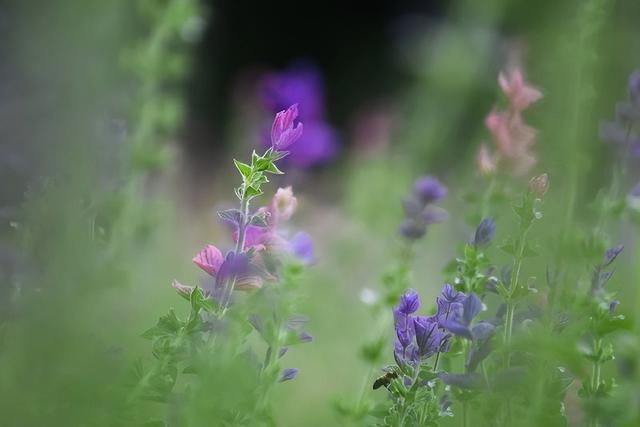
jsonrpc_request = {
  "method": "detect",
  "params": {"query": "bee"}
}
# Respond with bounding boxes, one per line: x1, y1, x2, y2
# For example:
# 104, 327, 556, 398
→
372, 367, 400, 390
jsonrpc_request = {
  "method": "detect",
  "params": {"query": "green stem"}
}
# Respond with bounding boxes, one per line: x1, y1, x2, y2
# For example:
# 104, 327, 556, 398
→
218, 192, 251, 318
463, 400, 469, 427
481, 175, 497, 218
504, 225, 530, 368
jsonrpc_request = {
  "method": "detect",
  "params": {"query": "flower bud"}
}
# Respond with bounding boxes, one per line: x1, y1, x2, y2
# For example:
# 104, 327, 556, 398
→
528, 173, 549, 197
271, 186, 297, 221
476, 144, 496, 176
271, 104, 303, 150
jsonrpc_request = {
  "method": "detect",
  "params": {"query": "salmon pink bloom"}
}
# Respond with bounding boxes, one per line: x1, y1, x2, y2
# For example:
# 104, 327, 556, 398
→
498, 68, 543, 112
192, 245, 224, 276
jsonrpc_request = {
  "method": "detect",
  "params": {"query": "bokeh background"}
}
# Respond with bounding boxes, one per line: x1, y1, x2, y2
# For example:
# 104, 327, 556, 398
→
1, 0, 640, 425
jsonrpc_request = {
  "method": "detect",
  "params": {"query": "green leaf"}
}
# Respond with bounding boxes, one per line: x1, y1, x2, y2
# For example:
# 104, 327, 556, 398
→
142, 309, 182, 339
233, 160, 252, 177
218, 208, 243, 225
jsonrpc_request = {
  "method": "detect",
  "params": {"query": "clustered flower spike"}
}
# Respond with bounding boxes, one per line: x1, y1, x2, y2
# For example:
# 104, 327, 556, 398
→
393, 287, 451, 369
478, 66, 543, 176
399, 176, 448, 240
392, 286, 496, 377
599, 69, 640, 158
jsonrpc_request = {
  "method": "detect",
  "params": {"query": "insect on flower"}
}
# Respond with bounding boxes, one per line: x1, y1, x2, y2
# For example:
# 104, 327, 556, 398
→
373, 366, 400, 390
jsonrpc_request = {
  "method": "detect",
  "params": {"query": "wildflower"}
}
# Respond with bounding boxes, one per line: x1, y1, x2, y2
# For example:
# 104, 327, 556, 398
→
413, 315, 446, 358
481, 66, 542, 176
399, 176, 448, 240
604, 244, 624, 266
271, 104, 303, 151
435, 284, 466, 325
288, 232, 314, 265
192, 244, 225, 276
280, 368, 298, 382
473, 218, 496, 247
271, 186, 297, 222
498, 68, 543, 113
398, 289, 420, 314
528, 173, 549, 197
393, 289, 452, 367
260, 64, 338, 167
440, 293, 482, 340
413, 176, 448, 204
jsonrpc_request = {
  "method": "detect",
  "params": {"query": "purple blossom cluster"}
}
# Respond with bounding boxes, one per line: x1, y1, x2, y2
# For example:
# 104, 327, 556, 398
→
399, 176, 448, 240
393, 285, 485, 369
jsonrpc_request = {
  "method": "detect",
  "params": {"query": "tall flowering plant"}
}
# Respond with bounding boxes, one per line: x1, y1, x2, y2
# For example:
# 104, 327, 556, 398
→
129, 105, 313, 425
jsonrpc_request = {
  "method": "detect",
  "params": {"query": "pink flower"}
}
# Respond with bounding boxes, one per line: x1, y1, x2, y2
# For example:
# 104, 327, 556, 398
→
498, 68, 543, 112
192, 244, 224, 276
482, 67, 542, 176
271, 104, 304, 151
271, 186, 298, 222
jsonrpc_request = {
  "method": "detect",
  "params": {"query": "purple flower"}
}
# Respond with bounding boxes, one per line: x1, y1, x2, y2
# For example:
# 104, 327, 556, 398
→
413, 315, 446, 358
271, 104, 303, 151
398, 289, 420, 314
436, 284, 466, 324
398, 176, 448, 241
288, 231, 314, 265
392, 289, 455, 368
398, 218, 427, 240
260, 64, 339, 167
473, 218, 496, 247
603, 244, 624, 266
394, 309, 415, 348
631, 182, 640, 198
280, 368, 298, 382
440, 293, 482, 340
413, 176, 448, 204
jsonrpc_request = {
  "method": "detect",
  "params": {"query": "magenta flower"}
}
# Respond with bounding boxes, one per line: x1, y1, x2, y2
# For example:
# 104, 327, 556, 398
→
260, 64, 339, 168
192, 245, 225, 276
271, 104, 303, 151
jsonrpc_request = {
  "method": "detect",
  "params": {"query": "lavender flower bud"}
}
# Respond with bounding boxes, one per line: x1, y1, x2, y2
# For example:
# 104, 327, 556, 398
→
271, 104, 303, 151
280, 368, 298, 382
398, 218, 426, 240
473, 218, 496, 247
603, 244, 624, 266
398, 290, 420, 314
413, 176, 447, 204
